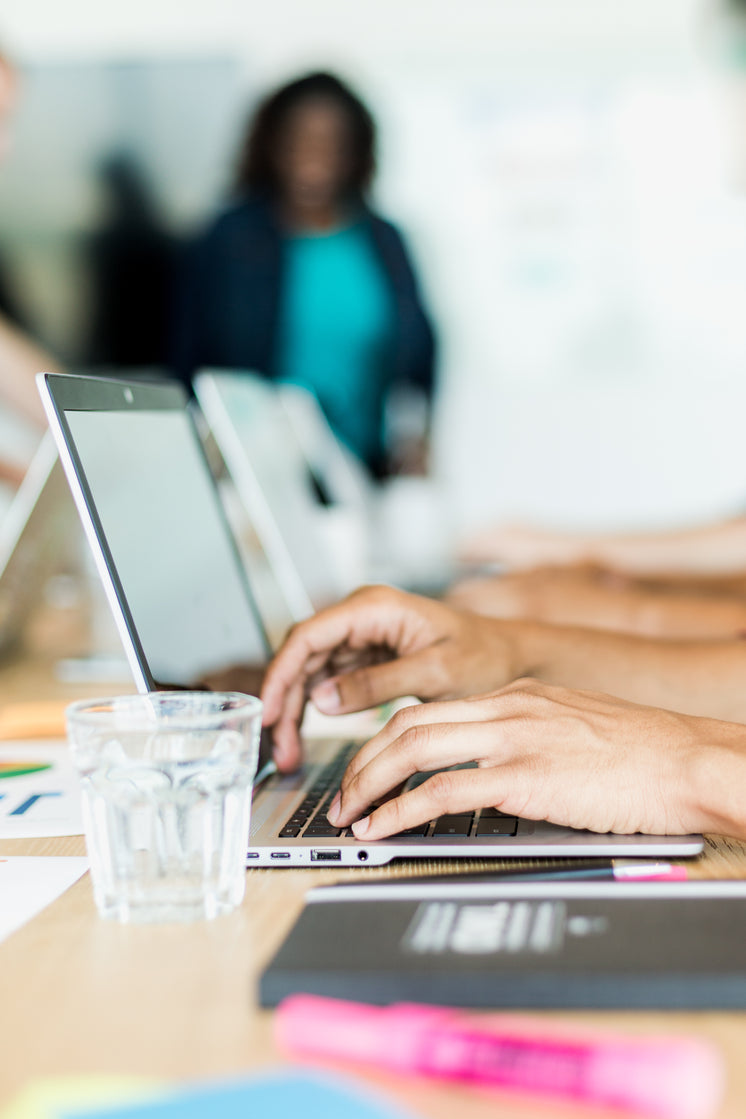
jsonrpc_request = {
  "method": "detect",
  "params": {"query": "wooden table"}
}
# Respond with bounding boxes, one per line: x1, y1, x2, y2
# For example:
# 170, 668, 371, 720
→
2, 608, 746, 1119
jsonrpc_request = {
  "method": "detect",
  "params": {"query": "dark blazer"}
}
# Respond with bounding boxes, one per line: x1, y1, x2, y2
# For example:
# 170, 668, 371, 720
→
170, 197, 436, 416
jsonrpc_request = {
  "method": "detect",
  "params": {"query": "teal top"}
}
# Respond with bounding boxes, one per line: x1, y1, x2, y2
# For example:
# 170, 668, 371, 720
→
277, 222, 396, 467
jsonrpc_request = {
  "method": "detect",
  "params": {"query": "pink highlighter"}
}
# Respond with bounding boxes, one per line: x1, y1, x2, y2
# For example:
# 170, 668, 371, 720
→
275, 995, 724, 1119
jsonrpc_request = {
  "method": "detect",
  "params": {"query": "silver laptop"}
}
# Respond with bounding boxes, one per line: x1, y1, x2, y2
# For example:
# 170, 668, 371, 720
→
38, 371, 703, 867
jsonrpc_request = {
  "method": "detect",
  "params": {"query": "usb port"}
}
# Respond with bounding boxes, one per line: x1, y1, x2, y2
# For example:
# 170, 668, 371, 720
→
270, 851, 291, 859
311, 849, 342, 862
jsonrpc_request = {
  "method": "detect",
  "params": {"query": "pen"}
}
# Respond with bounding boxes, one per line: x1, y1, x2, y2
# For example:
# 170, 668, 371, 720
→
276, 995, 724, 1119
326, 859, 689, 889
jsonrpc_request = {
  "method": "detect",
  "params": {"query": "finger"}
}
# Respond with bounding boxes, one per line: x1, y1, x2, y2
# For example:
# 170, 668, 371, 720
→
310, 643, 457, 716
335, 718, 510, 828
261, 587, 409, 725
267, 646, 346, 771
350, 765, 515, 841
338, 696, 504, 800
269, 678, 306, 772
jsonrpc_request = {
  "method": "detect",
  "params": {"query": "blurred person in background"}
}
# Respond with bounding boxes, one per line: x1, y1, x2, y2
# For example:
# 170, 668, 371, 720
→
447, 555, 746, 641
451, 520, 746, 639
171, 70, 436, 478
460, 517, 746, 577
84, 152, 175, 370
0, 47, 58, 486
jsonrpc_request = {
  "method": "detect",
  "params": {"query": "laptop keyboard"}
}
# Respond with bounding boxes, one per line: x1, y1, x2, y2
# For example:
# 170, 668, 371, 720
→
278, 742, 519, 840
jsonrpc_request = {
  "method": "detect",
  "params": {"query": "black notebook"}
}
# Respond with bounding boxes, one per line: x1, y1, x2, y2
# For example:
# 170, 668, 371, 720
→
260, 880, 746, 1009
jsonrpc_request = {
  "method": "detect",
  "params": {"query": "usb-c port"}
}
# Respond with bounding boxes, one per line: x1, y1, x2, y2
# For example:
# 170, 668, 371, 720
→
270, 851, 291, 859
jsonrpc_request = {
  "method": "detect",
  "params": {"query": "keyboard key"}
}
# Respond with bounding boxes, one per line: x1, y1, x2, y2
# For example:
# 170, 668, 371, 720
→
304, 825, 343, 838
390, 825, 430, 838
278, 825, 301, 838
480, 807, 511, 818
285, 744, 358, 833
433, 815, 474, 837
476, 817, 518, 836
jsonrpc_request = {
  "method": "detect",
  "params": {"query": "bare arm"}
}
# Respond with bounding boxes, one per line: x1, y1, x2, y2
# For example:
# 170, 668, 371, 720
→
460, 517, 746, 577
446, 565, 746, 639
510, 619, 746, 723
261, 585, 746, 768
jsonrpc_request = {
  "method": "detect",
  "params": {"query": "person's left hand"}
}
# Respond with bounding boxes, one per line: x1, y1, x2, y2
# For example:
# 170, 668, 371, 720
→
327, 678, 725, 840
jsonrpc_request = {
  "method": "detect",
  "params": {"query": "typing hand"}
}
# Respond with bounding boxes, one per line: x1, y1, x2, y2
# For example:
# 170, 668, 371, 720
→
326, 679, 725, 840
260, 585, 522, 772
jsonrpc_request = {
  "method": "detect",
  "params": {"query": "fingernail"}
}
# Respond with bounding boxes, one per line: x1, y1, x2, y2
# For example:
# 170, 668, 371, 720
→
312, 678, 341, 714
351, 816, 370, 838
327, 792, 341, 824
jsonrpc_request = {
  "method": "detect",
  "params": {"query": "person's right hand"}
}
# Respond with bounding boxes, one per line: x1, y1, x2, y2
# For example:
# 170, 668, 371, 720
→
260, 585, 525, 772
327, 679, 737, 840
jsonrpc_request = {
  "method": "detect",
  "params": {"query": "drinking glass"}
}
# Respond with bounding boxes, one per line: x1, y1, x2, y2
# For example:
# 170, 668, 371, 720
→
66, 692, 261, 923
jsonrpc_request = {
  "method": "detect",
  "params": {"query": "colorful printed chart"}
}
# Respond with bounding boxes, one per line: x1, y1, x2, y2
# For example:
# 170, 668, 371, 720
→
0, 761, 52, 779
0, 740, 83, 838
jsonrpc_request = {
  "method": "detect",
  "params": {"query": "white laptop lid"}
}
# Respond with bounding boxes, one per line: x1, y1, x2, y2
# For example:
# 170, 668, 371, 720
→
194, 371, 341, 619
277, 382, 373, 511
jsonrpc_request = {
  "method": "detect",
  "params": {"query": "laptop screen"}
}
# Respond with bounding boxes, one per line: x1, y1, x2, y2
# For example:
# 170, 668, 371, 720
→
47, 376, 269, 691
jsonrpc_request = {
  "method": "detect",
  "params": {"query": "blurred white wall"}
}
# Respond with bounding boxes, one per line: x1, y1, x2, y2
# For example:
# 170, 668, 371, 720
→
4, 0, 746, 535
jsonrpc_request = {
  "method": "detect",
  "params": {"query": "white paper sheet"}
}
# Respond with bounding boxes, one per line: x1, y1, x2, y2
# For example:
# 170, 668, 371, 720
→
0, 856, 88, 943
0, 739, 84, 837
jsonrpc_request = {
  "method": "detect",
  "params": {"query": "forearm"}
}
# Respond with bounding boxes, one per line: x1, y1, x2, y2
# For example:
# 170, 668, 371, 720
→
587, 518, 746, 577
506, 619, 746, 722
685, 718, 746, 839
0, 314, 56, 427
635, 571, 746, 597
517, 578, 746, 639
457, 570, 746, 640
619, 588, 746, 639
